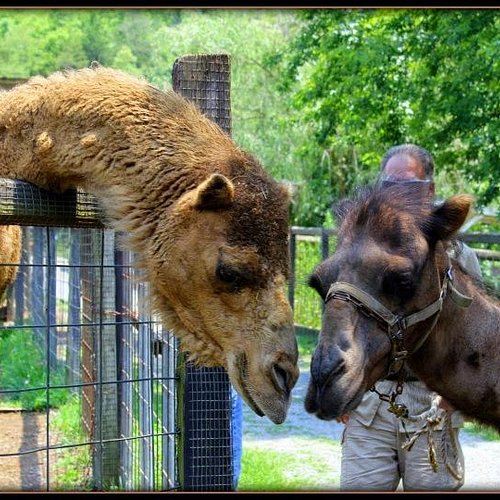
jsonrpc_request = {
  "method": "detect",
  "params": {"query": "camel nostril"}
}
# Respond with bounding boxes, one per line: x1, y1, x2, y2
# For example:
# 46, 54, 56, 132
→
331, 360, 346, 378
272, 363, 289, 394
320, 360, 345, 387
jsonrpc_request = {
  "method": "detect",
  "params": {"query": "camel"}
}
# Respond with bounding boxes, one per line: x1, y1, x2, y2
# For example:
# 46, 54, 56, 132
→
0, 65, 299, 425
304, 182, 500, 431
0, 225, 21, 319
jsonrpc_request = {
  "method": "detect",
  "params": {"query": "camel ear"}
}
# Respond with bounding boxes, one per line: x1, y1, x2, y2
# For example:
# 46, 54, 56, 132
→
194, 173, 235, 210
278, 181, 297, 205
423, 194, 473, 243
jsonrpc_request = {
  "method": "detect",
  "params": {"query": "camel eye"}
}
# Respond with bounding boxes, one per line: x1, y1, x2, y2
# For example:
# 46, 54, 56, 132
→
217, 264, 239, 283
216, 262, 249, 291
382, 270, 415, 298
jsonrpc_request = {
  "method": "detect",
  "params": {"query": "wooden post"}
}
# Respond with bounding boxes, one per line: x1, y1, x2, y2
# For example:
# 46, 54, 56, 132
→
172, 54, 234, 492
81, 228, 120, 488
93, 229, 120, 488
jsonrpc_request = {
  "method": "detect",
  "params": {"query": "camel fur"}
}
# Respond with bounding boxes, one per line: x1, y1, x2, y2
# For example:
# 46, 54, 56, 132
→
0, 66, 299, 424
0, 225, 21, 316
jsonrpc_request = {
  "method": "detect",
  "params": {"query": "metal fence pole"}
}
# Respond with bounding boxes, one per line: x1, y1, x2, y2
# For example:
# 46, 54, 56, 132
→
32, 227, 45, 346
94, 229, 120, 488
138, 281, 153, 490
289, 232, 297, 311
48, 229, 58, 368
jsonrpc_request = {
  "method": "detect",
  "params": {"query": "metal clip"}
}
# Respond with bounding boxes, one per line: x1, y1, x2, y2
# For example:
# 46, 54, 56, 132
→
388, 402, 409, 419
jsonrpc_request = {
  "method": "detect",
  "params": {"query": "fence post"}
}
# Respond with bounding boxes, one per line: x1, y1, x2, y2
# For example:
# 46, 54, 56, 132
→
81, 228, 120, 488
94, 229, 120, 488
47, 228, 58, 368
172, 54, 234, 492
289, 231, 297, 311
67, 228, 81, 393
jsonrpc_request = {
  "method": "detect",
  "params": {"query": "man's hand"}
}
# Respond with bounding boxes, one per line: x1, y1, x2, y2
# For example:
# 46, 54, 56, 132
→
435, 395, 455, 413
336, 414, 350, 424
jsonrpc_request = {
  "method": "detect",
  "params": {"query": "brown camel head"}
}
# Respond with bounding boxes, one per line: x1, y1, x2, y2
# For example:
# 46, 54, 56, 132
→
143, 159, 299, 424
304, 182, 472, 420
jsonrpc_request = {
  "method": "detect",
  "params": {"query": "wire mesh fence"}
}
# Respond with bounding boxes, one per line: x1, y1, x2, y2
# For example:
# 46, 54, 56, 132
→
0, 226, 179, 491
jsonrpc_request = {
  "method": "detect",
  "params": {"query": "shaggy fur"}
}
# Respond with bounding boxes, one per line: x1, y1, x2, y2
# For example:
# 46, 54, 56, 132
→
306, 182, 500, 431
0, 65, 299, 424
0, 225, 21, 305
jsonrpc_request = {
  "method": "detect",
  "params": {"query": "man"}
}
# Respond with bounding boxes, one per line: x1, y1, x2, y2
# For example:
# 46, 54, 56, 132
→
338, 144, 483, 491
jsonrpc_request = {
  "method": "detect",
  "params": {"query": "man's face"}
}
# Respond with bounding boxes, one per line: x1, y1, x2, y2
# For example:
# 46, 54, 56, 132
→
382, 154, 426, 181
381, 154, 435, 199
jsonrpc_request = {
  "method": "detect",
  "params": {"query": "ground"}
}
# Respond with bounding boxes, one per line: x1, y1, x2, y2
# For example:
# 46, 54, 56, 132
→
0, 411, 51, 491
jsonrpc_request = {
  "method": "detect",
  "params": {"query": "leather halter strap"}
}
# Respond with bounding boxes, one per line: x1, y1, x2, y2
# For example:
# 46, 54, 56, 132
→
324, 264, 473, 375
325, 279, 445, 332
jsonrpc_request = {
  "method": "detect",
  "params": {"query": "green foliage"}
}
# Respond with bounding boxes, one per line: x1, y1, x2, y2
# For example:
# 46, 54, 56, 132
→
276, 9, 499, 222
464, 420, 500, 442
0, 9, 307, 220
0, 328, 69, 410
50, 395, 93, 490
0, 9, 497, 227
291, 238, 325, 331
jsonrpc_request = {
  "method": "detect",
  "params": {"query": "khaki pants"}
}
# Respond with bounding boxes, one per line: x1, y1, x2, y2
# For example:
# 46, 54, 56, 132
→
340, 401, 464, 492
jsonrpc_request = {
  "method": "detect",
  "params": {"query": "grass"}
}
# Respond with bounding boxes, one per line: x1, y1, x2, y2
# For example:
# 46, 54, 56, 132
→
50, 395, 93, 491
0, 328, 70, 410
238, 438, 341, 492
464, 421, 500, 442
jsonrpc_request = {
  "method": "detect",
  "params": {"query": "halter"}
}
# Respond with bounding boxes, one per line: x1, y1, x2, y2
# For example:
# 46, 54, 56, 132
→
324, 261, 473, 377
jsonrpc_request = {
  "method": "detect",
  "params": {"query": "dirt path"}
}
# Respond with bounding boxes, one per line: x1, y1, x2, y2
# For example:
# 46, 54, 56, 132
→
0, 411, 50, 491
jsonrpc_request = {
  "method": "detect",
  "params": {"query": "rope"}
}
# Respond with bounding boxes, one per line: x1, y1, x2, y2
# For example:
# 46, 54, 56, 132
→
400, 398, 463, 480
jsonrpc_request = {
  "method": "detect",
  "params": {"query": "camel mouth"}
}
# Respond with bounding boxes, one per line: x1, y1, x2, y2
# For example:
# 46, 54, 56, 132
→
226, 352, 265, 418
305, 373, 364, 421
227, 352, 292, 424
237, 378, 265, 418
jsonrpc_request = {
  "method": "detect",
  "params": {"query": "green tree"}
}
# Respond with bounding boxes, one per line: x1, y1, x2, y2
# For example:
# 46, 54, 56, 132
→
276, 9, 499, 225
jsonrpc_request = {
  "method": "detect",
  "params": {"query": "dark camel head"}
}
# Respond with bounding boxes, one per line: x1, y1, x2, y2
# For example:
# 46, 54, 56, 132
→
304, 182, 472, 420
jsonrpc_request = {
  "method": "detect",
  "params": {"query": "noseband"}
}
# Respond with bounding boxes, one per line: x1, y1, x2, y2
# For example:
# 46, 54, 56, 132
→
324, 263, 473, 377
